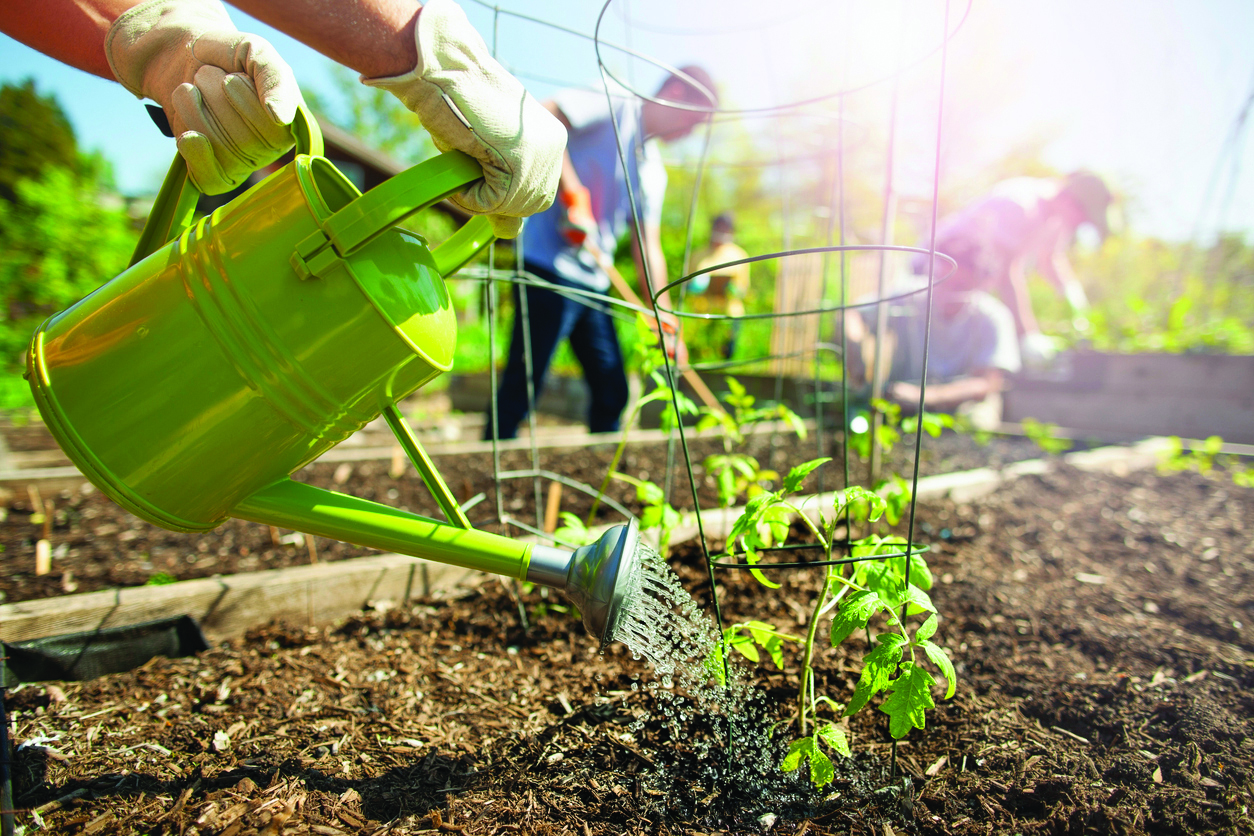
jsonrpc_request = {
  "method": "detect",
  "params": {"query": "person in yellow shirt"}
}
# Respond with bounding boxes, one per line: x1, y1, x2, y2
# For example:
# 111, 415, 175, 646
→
689, 213, 750, 359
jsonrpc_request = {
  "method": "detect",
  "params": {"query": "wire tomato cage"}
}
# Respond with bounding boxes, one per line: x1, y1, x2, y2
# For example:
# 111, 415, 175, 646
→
461, 0, 967, 763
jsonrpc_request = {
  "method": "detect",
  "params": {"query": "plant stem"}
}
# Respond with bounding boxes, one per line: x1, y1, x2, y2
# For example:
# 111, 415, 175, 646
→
797, 540, 834, 737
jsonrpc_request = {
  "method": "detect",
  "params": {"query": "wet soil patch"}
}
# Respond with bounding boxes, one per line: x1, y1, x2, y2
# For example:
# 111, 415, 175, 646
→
6, 465, 1254, 834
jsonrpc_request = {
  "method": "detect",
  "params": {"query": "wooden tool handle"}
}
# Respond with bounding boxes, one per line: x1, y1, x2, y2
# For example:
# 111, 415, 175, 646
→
584, 244, 725, 415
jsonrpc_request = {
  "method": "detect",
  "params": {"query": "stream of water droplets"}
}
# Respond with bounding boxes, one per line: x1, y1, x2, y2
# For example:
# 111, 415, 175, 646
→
613, 542, 777, 782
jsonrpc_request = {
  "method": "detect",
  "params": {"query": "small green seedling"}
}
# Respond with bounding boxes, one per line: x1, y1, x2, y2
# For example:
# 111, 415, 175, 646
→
552, 512, 598, 548
850, 399, 957, 460
722, 458, 956, 788
697, 376, 806, 508
1021, 418, 1073, 455
849, 399, 901, 460
705, 620, 801, 689
1159, 435, 1253, 487
611, 473, 683, 556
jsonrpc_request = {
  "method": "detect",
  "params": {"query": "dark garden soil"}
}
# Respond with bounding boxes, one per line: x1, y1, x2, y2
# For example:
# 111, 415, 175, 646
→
2, 426, 1253, 834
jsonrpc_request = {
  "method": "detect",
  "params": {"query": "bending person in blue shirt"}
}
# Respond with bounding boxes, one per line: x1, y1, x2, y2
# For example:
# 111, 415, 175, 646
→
487, 67, 715, 439
845, 236, 1022, 428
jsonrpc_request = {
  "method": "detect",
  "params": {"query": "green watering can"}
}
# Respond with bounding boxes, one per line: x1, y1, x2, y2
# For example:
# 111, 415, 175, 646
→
26, 107, 639, 647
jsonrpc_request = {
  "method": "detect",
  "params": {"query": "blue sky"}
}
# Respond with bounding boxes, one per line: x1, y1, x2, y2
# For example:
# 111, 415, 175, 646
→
2, 0, 1252, 243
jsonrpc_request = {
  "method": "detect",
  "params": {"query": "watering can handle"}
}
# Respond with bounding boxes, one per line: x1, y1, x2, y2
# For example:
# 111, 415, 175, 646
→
128, 105, 324, 267
317, 150, 487, 260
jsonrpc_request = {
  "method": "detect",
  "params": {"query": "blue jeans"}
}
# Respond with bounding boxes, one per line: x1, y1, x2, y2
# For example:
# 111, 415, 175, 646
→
486, 264, 629, 440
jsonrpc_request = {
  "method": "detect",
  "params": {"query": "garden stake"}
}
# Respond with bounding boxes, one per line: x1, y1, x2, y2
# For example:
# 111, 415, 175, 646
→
543, 481, 563, 533
25, 106, 649, 648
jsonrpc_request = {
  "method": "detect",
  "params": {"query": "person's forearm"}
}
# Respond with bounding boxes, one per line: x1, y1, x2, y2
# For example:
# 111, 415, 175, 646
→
1004, 261, 1040, 336
1, 0, 424, 81
539, 102, 586, 197
0, 0, 139, 79
231, 0, 421, 78
891, 372, 1001, 411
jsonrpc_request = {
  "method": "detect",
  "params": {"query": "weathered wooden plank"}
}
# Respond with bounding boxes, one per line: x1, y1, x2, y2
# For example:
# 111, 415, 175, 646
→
1005, 388, 1254, 444
0, 554, 481, 644
1005, 353, 1254, 443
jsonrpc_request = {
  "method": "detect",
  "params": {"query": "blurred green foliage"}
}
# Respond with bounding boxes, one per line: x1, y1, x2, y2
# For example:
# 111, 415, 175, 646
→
1032, 232, 1254, 355
0, 79, 79, 202
303, 66, 438, 165
0, 80, 139, 409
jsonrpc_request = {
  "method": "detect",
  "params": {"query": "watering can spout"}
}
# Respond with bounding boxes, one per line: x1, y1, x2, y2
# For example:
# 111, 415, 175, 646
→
232, 478, 640, 648
526, 521, 642, 649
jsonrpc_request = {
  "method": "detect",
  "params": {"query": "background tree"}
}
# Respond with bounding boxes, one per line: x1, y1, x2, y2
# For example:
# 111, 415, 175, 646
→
0, 79, 78, 203
0, 80, 137, 408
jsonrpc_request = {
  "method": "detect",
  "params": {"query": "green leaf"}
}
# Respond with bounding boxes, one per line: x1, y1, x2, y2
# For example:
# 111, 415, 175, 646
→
816, 722, 851, 758
779, 736, 835, 788
920, 639, 957, 699
716, 468, 737, 506
745, 548, 782, 590
879, 661, 936, 739
636, 480, 664, 506
880, 476, 913, 526
914, 613, 939, 642
761, 503, 793, 547
779, 404, 808, 441
780, 737, 809, 772
659, 397, 693, 433
746, 621, 786, 669
904, 552, 934, 591
809, 746, 835, 788
695, 412, 722, 433
636, 385, 673, 408
871, 397, 901, 424
840, 486, 887, 522
553, 512, 597, 547
783, 458, 831, 494
845, 633, 906, 716
903, 584, 937, 615
727, 629, 759, 663
830, 590, 883, 646
634, 311, 658, 346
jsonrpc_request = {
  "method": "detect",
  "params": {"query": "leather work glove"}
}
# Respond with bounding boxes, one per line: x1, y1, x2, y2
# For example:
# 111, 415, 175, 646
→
558, 185, 597, 247
106, 0, 302, 195
363, 0, 566, 239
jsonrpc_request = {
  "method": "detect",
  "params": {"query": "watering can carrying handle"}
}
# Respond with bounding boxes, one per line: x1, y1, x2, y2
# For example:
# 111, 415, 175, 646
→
317, 151, 488, 262
129, 105, 325, 267
134, 101, 493, 278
